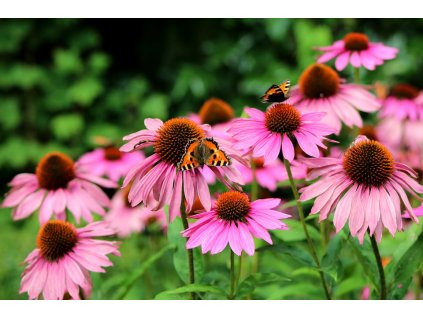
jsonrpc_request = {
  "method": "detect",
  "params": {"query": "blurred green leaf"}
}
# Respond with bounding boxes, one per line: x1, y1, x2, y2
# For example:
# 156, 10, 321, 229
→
53, 49, 83, 74
138, 94, 169, 120
272, 219, 321, 242
0, 98, 20, 130
51, 113, 84, 140
236, 273, 290, 299
387, 230, 423, 299
154, 283, 225, 300
168, 217, 204, 285
88, 52, 110, 74
68, 77, 103, 106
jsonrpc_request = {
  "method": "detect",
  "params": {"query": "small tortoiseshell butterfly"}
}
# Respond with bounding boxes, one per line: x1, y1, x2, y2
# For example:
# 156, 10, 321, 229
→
260, 79, 291, 103
178, 138, 231, 171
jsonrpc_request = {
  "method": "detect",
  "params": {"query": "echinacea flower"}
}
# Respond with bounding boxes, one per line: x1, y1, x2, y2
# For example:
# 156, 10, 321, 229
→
377, 117, 423, 152
190, 97, 235, 129
120, 118, 245, 222
379, 84, 423, 121
229, 103, 334, 164
299, 136, 423, 243
236, 157, 307, 192
78, 146, 145, 182
316, 32, 398, 71
289, 63, 381, 134
182, 191, 289, 256
20, 220, 120, 300
105, 186, 167, 237
2, 152, 117, 224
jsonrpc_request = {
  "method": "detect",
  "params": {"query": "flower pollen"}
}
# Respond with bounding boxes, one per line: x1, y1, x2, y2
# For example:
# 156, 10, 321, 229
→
216, 191, 250, 222
299, 64, 340, 99
36, 152, 76, 190
37, 220, 78, 262
154, 118, 205, 165
199, 98, 234, 126
343, 139, 394, 188
265, 103, 301, 134
344, 32, 369, 51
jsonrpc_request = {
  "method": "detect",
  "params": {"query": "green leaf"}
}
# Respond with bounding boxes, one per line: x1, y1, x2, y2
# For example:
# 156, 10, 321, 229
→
154, 284, 226, 300
138, 94, 169, 120
0, 98, 20, 130
88, 52, 110, 74
347, 236, 379, 290
387, 231, 423, 299
51, 114, 84, 140
53, 49, 83, 74
168, 217, 204, 285
294, 20, 332, 70
236, 273, 290, 299
114, 244, 175, 300
334, 276, 366, 298
68, 77, 103, 106
257, 243, 315, 267
272, 219, 321, 242
321, 234, 344, 282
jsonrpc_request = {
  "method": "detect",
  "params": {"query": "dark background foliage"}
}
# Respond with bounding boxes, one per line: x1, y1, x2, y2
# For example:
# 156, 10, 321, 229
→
0, 18, 422, 300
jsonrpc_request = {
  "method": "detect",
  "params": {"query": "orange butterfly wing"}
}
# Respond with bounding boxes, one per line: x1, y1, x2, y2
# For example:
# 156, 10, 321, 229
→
202, 138, 231, 167
260, 79, 291, 103
178, 139, 201, 171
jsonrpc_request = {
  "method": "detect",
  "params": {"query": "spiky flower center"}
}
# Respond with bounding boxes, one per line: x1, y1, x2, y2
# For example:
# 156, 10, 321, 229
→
265, 103, 301, 134
344, 32, 369, 51
154, 118, 205, 165
104, 146, 123, 161
389, 83, 420, 100
36, 152, 76, 190
343, 140, 394, 188
252, 157, 265, 169
37, 220, 78, 262
199, 98, 234, 126
299, 64, 340, 99
216, 191, 250, 222
358, 125, 378, 141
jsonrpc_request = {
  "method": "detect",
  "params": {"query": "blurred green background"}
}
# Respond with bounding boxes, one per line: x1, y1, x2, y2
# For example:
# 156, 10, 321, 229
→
1, 19, 423, 300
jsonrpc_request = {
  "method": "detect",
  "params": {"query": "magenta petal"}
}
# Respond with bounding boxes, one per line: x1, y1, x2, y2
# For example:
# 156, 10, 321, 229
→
335, 51, 350, 71
281, 134, 294, 162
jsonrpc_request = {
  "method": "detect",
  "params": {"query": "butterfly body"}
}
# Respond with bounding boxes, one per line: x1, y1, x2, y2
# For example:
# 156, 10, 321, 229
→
261, 80, 291, 103
178, 138, 231, 171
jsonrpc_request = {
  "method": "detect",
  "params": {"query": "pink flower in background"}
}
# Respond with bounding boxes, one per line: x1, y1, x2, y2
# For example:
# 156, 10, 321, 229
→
120, 118, 245, 222
299, 136, 423, 243
236, 157, 307, 191
105, 187, 167, 237
78, 146, 145, 182
289, 64, 381, 134
182, 191, 289, 256
377, 117, 423, 152
379, 84, 423, 121
229, 103, 334, 164
316, 32, 398, 71
20, 220, 120, 300
2, 152, 117, 224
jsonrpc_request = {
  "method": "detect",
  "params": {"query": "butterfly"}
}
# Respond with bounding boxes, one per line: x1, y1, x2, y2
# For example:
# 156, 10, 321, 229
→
178, 138, 231, 171
260, 79, 291, 103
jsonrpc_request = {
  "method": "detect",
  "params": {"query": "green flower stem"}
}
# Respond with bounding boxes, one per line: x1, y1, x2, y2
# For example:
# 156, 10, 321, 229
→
250, 158, 259, 201
229, 250, 236, 299
283, 158, 332, 300
180, 201, 196, 300
368, 231, 387, 300
354, 67, 360, 84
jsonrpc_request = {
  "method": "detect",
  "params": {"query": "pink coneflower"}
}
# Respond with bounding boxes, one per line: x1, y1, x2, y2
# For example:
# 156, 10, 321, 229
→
229, 103, 334, 164
316, 32, 398, 71
20, 220, 120, 300
120, 118, 245, 221
182, 191, 289, 256
379, 84, 423, 121
299, 136, 423, 243
377, 117, 423, 152
289, 63, 381, 134
2, 152, 117, 224
236, 157, 307, 192
105, 186, 167, 237
78, 146, 145, 182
